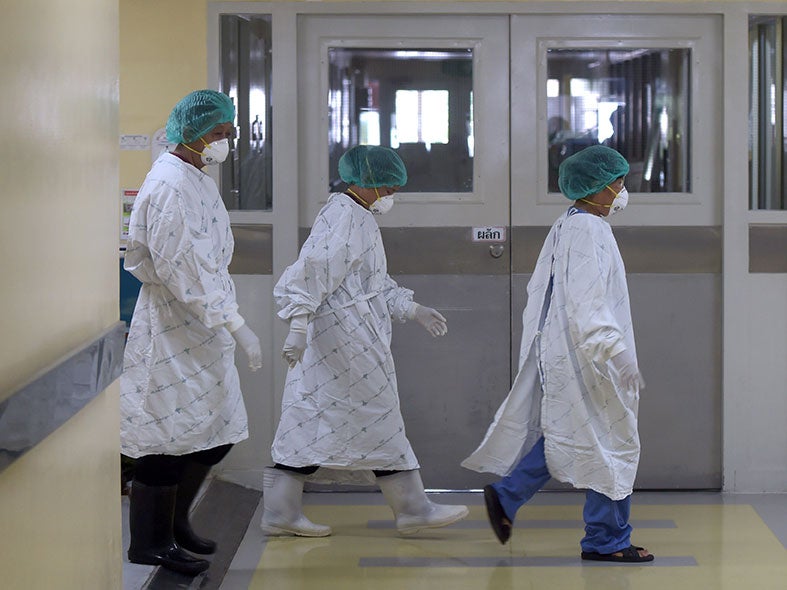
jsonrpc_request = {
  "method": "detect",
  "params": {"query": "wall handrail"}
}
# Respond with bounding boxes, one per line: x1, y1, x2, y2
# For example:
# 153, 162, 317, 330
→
0, 321, 126, 474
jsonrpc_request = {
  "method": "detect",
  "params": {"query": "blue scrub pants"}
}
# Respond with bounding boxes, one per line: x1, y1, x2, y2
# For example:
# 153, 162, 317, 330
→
491, 437, 633, 554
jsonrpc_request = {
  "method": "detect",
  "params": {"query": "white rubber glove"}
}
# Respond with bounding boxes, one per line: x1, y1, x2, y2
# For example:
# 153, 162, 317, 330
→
408, 303, 448, 337
282, 315, 308, 368
610, 348, 644, 391
231, 323, 262, 371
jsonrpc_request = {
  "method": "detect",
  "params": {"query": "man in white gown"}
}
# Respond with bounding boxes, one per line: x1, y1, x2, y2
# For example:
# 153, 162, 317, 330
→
462, 145, 654, 563
262, 145, 468, 537
121, 90, 262, 575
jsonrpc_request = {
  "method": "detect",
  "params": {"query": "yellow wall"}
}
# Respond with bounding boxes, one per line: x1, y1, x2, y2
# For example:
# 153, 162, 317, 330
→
120, 0, 209, 189
0, 0, 121, 588
0, 388, 121, 589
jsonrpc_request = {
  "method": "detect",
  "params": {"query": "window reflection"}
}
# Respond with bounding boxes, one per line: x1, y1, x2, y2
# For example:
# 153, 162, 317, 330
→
394, 90, 450, 146
749, 16, 787, 210
219, 15, 273, 211
547, 48, 691, 193
328, 48, 474, 192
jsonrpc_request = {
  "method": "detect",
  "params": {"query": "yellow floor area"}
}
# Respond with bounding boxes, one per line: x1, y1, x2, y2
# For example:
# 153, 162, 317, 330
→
240, 500, 787, 590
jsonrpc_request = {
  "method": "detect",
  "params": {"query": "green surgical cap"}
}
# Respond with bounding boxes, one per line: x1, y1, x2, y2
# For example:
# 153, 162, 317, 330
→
338, 145, 408, 188
558, 145, 630, 200
165, 90, 235, 144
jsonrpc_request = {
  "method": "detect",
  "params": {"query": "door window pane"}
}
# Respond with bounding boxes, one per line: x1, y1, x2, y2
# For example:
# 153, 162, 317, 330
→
219, 15, 273, 211
749, 16, 787, 210
547, 48, 691, 193
328, 48, 474, 192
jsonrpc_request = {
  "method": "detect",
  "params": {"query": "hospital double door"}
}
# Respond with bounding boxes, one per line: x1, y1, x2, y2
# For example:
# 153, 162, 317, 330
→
292, 12, 722, 490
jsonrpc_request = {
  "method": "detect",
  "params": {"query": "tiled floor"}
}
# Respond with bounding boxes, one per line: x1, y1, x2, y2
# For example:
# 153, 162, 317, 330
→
123, 486, 787, 590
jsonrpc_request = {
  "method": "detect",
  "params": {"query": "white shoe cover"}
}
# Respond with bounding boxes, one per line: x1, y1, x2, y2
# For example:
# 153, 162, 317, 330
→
377, 470, 469, 534
260, 467, 332, 537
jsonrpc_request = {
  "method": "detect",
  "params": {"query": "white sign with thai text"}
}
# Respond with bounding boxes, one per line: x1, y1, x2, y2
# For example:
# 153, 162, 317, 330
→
471, 226, 506, 243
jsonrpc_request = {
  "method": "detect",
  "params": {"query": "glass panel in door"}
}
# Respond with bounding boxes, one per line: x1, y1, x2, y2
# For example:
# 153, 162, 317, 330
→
327, 48, 474, 193
546, 48, 691, 194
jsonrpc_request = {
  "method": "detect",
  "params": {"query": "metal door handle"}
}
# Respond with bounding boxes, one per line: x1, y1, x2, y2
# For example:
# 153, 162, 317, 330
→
489, 244, 505, 258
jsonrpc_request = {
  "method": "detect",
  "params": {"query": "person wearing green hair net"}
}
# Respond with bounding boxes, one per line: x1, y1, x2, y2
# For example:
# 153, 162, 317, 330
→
261, 145, 468, 537
464, 145, 654, 563
121, 90, 262, 575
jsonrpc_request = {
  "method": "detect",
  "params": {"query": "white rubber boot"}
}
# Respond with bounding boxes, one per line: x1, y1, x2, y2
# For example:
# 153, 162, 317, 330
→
377, 470, 469, 535
260, 467, 332, 537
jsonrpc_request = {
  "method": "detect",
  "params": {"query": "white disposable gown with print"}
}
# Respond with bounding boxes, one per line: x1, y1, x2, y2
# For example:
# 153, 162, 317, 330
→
272, 192, 419, 478
120, 153, 248, 458
462, 209, 640, 500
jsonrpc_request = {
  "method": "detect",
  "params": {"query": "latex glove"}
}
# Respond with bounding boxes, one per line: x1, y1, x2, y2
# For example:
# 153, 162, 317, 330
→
282, 315, 308, 368
609, 348, 644, 391
408, 303, 448, 337
231, 323, 262, 371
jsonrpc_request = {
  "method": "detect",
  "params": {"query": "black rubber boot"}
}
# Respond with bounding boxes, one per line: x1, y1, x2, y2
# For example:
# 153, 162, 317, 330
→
128, 481, 210, 576
174, 462, 217, 554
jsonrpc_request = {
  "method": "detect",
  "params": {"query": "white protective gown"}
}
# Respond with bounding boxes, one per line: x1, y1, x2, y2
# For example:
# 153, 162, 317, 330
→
120, 153, 248, 458
272, 192, 419, 479
462, 208, 640, 501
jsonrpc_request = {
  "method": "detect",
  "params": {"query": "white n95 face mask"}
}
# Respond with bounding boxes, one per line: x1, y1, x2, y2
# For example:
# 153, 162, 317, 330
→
609, 187, 629, 215
370, 195, 394, 215
200, 138, 230, 165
